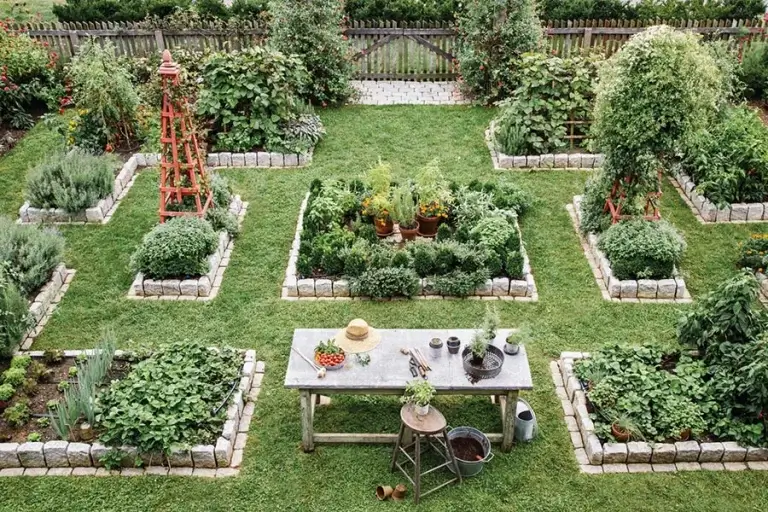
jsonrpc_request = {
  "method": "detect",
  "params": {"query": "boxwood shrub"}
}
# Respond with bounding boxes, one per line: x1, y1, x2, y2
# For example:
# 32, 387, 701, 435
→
130, 217, 218, 279
597, 220, 686, 280
0, 217, 65, 297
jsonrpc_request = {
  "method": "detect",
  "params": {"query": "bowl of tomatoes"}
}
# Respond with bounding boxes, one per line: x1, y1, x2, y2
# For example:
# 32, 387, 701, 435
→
314, 339, 346, 370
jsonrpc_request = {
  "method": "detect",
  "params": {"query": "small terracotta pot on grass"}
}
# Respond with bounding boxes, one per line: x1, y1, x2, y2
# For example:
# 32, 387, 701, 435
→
392, 484, 407, 501
376, 485, 393, 500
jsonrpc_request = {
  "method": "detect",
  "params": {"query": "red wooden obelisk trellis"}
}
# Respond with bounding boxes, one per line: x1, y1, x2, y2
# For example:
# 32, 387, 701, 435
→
604, 170, 663, 224
158, 50, 211, 223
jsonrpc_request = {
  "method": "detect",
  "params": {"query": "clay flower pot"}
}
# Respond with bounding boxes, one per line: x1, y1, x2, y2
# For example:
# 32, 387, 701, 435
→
392, 484, 407, 501
611, 423, 630, 443
398, 221, 419, 241
677, 428, 692, 441
416, 214, 440, 237
376, 485, 393, 500
374, 217, 393, 237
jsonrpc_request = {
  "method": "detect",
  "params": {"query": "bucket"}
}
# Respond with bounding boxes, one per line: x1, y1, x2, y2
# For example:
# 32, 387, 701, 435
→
514, 398, 538, 443
446, 426, 493, 477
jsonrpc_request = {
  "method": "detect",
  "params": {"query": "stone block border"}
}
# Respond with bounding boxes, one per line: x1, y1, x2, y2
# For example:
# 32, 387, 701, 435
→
17, 153, 161, 225
19, 264, 75, 351
207, 147, 313, 169
280, 193, 538, 301
670, 171, 768, 224
127, 197, 248, 302
551, 352, 768, 474
567, 196, 692, 303
485, 121, 604, 171
0, 350, 265, 478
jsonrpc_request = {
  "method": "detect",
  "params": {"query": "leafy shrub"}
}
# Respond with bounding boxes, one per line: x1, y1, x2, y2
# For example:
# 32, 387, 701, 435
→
210, 173, 233, 208
494, 52, 601, 155
26, 150, 115, 212
470, 215, 517, 255
539, 0, 765, 20
309, 228, 356, 276
0, 24, 62, 129
350, 267, 420, 298
409, 241, 436, 277
2, 367, 26, 387
197, 46, 307, 152
0, 383, 14, 401
740, 41, 768, 101
738, 234, 768, 271
205, 207, 239, 237
96, 339, 241, 454
682, 105, 768, 205
456, 0, 543, 103
275, 113, 326, 154
268, 0, 353, 105
340, 239, 371, 277
432, 269, 489, 296
538, 0, 633, 20
130, 217, 218, 279
467, 179, 533, 215
345, 0, 459, 21
2, 400, 30, 427
597, 220, 685, 280
452, 188, 495, 227
55, 0, 192, 22
0, 217, 64, 296
0, 272, 30, 358
10, 355, 31, 369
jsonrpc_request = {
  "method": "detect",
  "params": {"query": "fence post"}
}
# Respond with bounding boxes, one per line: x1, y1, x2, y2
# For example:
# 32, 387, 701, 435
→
583, 28, 592, 50
154, 29, 166, 52
68, 30, 79, 52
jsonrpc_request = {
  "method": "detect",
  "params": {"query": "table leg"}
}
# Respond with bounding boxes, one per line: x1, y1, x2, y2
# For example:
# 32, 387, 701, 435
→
501, 389, 519, 453
300, 389, 315, 452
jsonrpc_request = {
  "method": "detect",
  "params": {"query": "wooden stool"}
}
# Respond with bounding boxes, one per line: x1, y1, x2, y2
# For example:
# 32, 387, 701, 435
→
390, 404, 462, 504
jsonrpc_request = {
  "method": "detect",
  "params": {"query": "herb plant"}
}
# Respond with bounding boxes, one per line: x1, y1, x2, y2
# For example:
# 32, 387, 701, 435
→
400, 379, 436, 407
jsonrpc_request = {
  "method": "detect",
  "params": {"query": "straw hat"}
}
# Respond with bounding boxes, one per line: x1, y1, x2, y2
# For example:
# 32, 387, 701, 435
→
334, 319, 381, 354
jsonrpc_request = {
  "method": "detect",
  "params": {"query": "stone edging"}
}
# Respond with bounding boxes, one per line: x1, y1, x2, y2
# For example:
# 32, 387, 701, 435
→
20, 264, 75, 351
280, 193, 538, 301
17, 154, 159, 225
551, 352, 768, 474
206, 147, 313, 169
485, 121, 603, 171
567, 196, 691, 303
670, 171, 768, 224
127, 197, 248, 301
0, 350, 265, 478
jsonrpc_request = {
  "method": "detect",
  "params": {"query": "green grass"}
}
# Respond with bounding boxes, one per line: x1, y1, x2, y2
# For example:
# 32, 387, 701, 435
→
0, 106, 768, 511
0, 0, 61, 22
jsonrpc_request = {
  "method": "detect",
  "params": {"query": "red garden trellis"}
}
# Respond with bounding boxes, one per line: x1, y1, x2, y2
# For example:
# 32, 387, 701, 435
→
158, 50, 211, 223
604, 170, 663, 224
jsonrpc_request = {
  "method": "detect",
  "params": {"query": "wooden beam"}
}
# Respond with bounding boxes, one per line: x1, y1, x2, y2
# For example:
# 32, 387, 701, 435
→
407, 34, 455, 62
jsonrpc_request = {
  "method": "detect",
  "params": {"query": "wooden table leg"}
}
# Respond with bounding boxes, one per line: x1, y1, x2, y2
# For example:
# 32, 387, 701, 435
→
501, 389, 519, 453
300, 389, 315, 452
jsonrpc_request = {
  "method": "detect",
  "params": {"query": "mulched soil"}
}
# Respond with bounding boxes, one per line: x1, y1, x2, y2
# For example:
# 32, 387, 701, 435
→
450, 436, 485, 462
0, 127, 26, 158
0, 357, 132, 443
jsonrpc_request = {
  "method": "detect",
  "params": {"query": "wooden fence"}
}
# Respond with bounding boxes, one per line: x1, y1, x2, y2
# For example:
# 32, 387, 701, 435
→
10, 18, 768, 79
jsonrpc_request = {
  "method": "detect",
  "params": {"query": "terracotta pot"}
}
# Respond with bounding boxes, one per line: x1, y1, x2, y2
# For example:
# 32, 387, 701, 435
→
392, 484, 407, 501
374, 218, 393, 237
611, 423, 630, 443
416, 214, 440, 237
79, 422, 95, 442
376, 485, 393, 500
0, 400, 8, 411
678, 428, 691, 441
398, 221, 419, 241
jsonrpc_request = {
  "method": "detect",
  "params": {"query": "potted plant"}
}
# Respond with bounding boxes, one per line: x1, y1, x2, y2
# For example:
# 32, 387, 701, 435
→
504, 324, 531, 355
362, 194, 393, 237
401, 379, 436, 416
391, 184, 419, 241
414, 159, 451, 237
462, 306, 505, 380
610, 414, 644, 443
0, 383, 14, 411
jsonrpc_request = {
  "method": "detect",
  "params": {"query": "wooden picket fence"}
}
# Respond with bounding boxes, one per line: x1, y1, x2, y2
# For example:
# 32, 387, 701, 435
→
10, 18, 768, 79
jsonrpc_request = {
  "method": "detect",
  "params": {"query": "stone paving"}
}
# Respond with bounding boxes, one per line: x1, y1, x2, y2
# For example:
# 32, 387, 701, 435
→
350, 80, 469, 105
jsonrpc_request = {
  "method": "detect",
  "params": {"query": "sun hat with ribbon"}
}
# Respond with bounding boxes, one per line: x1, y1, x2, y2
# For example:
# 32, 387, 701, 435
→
334, 318, 381, 354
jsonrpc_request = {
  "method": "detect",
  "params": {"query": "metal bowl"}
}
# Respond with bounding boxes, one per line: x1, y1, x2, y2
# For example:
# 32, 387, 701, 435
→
462, 345, 505, 380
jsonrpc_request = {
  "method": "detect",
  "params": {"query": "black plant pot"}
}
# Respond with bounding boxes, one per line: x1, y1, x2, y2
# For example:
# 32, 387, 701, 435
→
446, 337, 461, 354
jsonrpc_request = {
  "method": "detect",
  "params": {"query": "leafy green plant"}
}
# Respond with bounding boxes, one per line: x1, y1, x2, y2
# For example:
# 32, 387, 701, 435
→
3, 400, 30, 427
26, 150, 115, 212
0, 217, 64, 296
42, 349, 63, 365
597, 220, 686, 280
391, 184, 417, 229
350, 267, 420, 298
95, 339, 241, 455
10, 354, 30, 369
36, 417, 50, 428
346, 0, 459, 21
400, 379, 436, 407
414, 159, 451, 217
2, 367, 26, 387
197, 46, 307, 152
0, 383, 14, 401
432, 269, 489, 297
57, 381, 70, 392
130, 216, 218, 279
738, 234, 768, 272
99, 448, 124, 471
206, 207, 239, 237
26, 432, 41, 442
0, 269, 31, 357
740, 40, 768, 101
274, 113, 326, 154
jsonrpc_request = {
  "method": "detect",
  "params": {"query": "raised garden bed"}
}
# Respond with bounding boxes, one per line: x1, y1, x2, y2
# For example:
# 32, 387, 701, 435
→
19, 264, 75, 351
671, 171, 768, 224
551, 352, 768, 474
281, 192, 538, 301
566, 196, 691, 303
0, 348, 264, 478
207, 148, 313, 169
485, 121, 604, 171
127, 196, 248, 301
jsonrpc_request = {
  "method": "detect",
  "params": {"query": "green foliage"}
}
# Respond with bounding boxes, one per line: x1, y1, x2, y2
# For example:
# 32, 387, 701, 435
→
210, 173, 232, 209
456, 0, 543, 103
538, 0, 634, 19
130, 217, 218, 279
95, 339, 242, 454
682, 105, 768, 205
42, 349, 63, 364
36, 417, 50, 428
99, 448, 124, 471
539, 0, 765, 20
275, 113, 326, 154
738, 234, 768, 271
467, 179, 534, 215
26, 432, 41, 442
452, 187, 495, 227
350, 267, 420, 298
5, 366, 29, 386
340, 239, 370, 277
470, 215, 517, 254
26, 150, 115, 212
494, 52, 601, 155
597, 220, 686, 280
0, 272, 30, 357
740, 41, 768, 101
400, 379, 436, 407
432, 269, 489, 296
414, 159, 451, 215
2, 400, 30, 427
346, 0, 459, 21
0, 216, 64, 296
391, 184, 417, 228
469, 305, 499, 359
67, 40, 141, 152
268, 0, 353, 105
0, 383, 14, 401
197, 46, 307, 152
10, 355, 31, 369
308, 228, 356, 277
206, 208, 239, 237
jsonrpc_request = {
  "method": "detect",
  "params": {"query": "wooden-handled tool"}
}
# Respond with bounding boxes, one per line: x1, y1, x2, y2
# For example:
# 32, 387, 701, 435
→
291, 347, 326, 379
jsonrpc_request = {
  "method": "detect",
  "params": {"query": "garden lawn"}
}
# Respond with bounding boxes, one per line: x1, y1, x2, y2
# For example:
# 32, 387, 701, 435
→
0, 0, 62, 22
0, 106, 767, 511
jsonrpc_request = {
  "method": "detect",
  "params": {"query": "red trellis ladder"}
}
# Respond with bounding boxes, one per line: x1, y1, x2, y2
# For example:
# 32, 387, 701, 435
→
158, 50, 211, 223
604, 170, 663, 223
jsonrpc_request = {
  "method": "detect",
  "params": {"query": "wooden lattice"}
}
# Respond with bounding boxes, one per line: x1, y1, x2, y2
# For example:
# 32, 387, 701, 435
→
158, 50, 211, 223
604, 170, 663, 224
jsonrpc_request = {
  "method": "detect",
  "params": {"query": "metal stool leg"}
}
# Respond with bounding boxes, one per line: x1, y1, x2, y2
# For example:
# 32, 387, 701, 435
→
442, 428, 462, 484
390, 422, 405, 472
414, 433, 421, 504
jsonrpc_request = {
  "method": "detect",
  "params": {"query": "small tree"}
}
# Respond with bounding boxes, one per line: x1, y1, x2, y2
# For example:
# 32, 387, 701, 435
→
268, 0, 353, 105
455, 0, 542, 104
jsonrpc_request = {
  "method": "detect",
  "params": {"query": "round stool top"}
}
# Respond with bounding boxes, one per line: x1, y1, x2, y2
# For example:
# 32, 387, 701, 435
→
400, 404, 447, 435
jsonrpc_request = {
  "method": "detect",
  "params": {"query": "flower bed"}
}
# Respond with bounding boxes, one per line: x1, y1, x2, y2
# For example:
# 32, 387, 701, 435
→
0, 345, 264, 477
128, 195, 248, 301
552, 352, 768, 474
19, 264, 75, 351
486, 121, 604, 171
671, 170, 768, 224
567, 196, 691, 303
206, 148, 313, 169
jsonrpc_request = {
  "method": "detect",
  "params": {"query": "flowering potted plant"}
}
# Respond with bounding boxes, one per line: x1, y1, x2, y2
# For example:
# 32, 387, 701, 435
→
400, 379, 436, 416
414, 159, 451, 237
391, 184, 419, 241
362, 194, 393, 237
